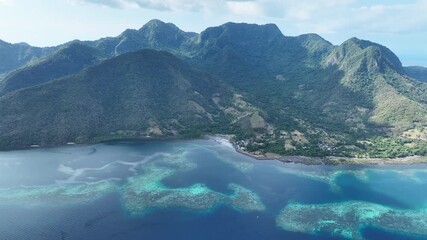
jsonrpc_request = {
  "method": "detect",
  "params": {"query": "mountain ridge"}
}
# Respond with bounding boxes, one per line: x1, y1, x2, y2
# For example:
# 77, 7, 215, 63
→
0, 39, 57, 75
0, 20, 427, 158
0, 42, 106, 95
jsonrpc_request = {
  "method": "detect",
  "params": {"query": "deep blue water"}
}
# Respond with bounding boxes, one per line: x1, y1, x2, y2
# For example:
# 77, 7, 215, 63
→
0, 139, 426, 240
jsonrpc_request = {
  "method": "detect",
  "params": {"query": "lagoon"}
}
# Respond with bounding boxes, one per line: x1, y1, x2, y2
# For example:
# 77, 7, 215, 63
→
0, 139, 426, 239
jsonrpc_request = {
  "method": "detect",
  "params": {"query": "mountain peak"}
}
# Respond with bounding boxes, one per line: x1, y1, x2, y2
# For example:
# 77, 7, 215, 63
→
343, 37, 378, 50
199, 22, 283, 44
327, 37, 404, 74
222, 22, 280, 29
295, 33, 333, 54
144, 19, 166, 26
95, 19, 194, 56
221, 22, 282, 36
141, 19, 166, 31
140, 19, 180, 32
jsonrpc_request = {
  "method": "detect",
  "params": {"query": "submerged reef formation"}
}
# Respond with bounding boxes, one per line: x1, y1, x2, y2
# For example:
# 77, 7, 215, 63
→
0, 181, 118, 206
0, 146, 265, 216
121, 166, 265, 215
228, 183, 265, 212
120, 147, 264, 215
276, 201, 427, 239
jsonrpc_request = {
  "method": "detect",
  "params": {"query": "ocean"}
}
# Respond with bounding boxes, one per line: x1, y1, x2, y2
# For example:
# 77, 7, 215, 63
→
0, 139, 425, 240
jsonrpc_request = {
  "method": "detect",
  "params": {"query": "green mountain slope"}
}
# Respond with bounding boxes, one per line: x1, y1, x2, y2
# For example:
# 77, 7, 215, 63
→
0, 43, 106, 95
325, 38, 427, 131
0, 49, 262, 149
187, 26, 427, 157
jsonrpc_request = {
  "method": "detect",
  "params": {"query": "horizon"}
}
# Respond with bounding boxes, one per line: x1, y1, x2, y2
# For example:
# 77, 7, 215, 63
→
0, 0, 426, 67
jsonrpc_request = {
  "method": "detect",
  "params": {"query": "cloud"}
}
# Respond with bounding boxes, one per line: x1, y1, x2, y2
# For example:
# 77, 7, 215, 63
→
348, 2, 427, 34
0, 0, 13, 5
71, 0, 427, 35
72, 0, 223, 11
226, 1, 262, 16
253, 0, 427, 35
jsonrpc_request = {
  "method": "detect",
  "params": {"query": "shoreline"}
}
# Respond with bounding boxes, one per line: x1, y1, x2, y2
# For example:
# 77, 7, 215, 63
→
4, 134, 427, 165
207, 135, 427, 165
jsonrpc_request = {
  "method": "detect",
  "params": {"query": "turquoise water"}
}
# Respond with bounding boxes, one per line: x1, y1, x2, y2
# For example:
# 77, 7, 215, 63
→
0, 139, 426, 239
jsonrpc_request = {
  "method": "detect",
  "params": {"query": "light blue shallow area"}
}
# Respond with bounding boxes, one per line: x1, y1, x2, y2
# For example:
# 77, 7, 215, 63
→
0, 139, 426, 240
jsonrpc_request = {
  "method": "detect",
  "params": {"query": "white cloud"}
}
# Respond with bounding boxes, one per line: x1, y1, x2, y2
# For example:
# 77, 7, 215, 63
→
348, 2, 427, 34
0, 0, 13, 5
61, 0, 427, 42
69, 0, 427, 36
226, 1, 262, 16
72, 0, 228, 11
257, 0, 427, 36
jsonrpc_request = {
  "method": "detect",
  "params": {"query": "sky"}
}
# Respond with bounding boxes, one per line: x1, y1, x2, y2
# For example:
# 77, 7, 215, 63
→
0, 0, 426, 66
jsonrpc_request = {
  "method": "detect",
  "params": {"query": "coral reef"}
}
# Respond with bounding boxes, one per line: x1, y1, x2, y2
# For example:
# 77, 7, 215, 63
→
276, 201, 427, 239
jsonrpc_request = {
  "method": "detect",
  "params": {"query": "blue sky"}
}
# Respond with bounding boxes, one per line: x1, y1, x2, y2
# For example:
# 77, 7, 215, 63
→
0, 0, 426, 66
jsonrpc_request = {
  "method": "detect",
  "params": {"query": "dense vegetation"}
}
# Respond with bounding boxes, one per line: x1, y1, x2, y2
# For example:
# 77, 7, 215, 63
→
0, 20, 427, 159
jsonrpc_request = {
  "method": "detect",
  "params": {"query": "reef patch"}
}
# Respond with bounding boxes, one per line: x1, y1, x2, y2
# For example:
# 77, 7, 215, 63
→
276, 201, 427, 239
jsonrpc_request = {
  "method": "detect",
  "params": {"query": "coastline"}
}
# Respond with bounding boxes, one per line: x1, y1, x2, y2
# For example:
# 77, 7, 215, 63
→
207, 135, 427, 165
4, 134, 427, 165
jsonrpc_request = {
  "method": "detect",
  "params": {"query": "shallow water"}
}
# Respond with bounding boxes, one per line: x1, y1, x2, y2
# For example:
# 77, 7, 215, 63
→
0, 139, 426, 240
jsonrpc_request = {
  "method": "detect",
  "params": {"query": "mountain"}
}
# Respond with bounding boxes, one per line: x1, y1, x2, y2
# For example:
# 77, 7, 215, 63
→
0, 40, 56, 75
0, 19, 193, 77
405, 66, 427, 82
1, 20, 427, 158
324, 38, 427, 133
180, 26, 427, 158
92, 19, 196, 57
0, 49, 263, 149
0, 42, 106, 95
